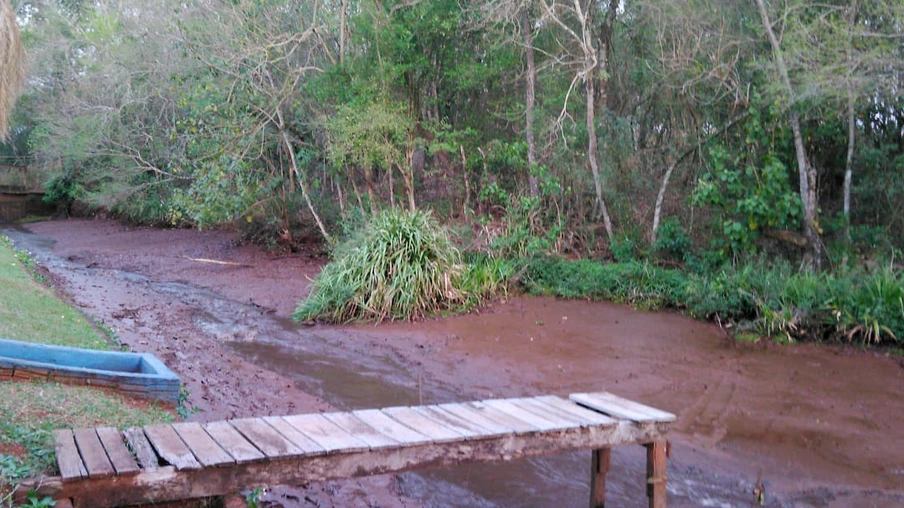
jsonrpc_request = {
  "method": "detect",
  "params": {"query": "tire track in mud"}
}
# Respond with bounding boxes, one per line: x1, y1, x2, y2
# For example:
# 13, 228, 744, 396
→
678, 372, 738, 448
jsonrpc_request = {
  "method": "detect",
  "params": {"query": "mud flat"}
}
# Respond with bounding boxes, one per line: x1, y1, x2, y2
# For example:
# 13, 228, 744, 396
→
7, 218, 904, 507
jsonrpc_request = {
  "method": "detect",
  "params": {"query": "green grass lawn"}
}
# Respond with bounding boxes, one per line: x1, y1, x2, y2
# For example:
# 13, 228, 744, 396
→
0, 235, 173, 502
0, 236, 107, 349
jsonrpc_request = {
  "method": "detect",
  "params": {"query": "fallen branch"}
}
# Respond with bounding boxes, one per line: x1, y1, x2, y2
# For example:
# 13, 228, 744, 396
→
182, 256, 252, 268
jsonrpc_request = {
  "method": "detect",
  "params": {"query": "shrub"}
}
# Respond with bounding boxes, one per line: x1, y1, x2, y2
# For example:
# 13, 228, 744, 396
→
517, 258, 687, 310
515, 255, 903, 346
294, 209, 505, 323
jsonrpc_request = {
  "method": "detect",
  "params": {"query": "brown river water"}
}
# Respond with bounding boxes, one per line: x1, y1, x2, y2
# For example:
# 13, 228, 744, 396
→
3, 219, 903, 507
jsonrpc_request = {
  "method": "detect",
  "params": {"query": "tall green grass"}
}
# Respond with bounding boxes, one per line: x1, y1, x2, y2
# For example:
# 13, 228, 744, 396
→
294, 209, 507, 323
518, 257, 903, 345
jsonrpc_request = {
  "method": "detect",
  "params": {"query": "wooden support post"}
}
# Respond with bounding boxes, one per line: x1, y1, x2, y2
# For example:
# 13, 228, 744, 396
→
590, 448, 611, 508
645, 441, 667, 508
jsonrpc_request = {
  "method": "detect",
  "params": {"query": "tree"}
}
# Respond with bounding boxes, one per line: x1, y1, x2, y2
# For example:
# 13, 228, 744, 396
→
754, 0, 823, 268
0, 0, 25, 140
538, 0, 617, 243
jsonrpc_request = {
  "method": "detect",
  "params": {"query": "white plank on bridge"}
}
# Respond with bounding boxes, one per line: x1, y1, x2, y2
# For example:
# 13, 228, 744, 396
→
382, 406, 465, 442
123, 427, 159, 470
435, 403, 515, 435
570, 392, 676, 423
508, 398, 590, 427
53, 429, 87, 480
464, 401, 540, 433
73, 428, 116, 478
323, 412, 399, 449
95, 427, 140, 475
230, 418, 304, 459
143, 425, 201, 471
202, 421, 265, 463
283, 413, 369, 453
414, 405, 497, 438
262, 416, 326, 455
353, 409, 431, 446
171, 422, 234, 467
479, 399, 569, 431
534, 396, 618, 426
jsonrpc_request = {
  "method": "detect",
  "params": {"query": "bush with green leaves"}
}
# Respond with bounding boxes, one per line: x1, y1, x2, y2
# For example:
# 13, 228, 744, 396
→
515, 255, 903, 345
294, 209, 507, 323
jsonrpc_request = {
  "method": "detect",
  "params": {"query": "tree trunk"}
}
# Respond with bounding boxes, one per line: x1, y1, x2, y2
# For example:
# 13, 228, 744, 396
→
339, 0, 349, 64
844, 83, 855, 246
280, 129, 333, 246
754, 0, 822, 269
594, 0, 618, 118
843, 0, 860, 248
461, 145, 470, 217
404, 146, 416, 211
651, 112, 749, 244
364, 166, 378, 215
586, 75, 614, 243
521, 7, 540, 198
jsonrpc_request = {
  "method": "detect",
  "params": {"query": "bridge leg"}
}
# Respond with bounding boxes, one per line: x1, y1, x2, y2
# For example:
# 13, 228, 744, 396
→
589, 448, 611, 508
645, 440, 667, 508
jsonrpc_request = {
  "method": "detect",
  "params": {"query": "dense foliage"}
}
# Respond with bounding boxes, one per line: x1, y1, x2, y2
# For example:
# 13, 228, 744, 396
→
3, 0, 903, 339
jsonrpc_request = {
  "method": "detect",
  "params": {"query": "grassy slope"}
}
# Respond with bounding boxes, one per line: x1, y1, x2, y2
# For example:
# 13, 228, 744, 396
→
0, 235, 173, 499
0, 236, 107, 349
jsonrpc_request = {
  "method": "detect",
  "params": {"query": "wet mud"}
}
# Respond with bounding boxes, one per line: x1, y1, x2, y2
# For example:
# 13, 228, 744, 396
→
4, 218, 903, 507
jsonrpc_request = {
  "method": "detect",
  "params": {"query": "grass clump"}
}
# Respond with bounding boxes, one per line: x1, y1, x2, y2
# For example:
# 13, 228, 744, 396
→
295, 209, 507, 323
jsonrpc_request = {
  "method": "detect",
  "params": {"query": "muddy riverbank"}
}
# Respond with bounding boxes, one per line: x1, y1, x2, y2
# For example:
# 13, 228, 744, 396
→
5, 218, 903, 507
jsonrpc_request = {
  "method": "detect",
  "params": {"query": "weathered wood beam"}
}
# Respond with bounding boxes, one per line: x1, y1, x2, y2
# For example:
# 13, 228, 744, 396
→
20, 421, 670, 508
589, 447, 611, 508
645, 440, 668, 508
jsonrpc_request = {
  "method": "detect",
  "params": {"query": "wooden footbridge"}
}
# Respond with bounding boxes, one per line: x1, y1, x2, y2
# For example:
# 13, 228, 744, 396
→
18, 392, 675, 507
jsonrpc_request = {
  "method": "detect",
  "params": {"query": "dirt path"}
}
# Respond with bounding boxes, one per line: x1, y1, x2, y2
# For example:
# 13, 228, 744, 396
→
8, 219, 904, 507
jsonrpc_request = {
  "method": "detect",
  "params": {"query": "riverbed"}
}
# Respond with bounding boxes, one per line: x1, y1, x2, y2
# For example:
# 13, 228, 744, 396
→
4, 219, 903, 507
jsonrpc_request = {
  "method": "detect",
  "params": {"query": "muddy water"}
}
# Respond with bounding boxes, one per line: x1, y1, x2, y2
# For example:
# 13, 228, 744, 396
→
5, 220, 904, 507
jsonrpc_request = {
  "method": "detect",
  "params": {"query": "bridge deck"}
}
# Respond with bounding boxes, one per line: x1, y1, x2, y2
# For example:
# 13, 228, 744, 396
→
23, 391, 675, 507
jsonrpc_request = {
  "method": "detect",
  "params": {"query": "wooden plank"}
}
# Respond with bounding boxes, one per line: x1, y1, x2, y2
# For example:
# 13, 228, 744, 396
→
171, 422, 234, 467
95, 427, 139, 475
508, 398, 593, 428
534, 396, 619, 426
435, 403, 516, 434
323, 412, 399, 449
143, 425, 201, 470
261, 416, 325, 455
202, 421, 265, 463
463, 401, 540, 433
283, 414, 369, 453
353, 409, 431, 446
123, 427, 159, 470
381, 406, 464, 442
479, 399, 570, 431
414, 405, 499, 438
72, 428, 115, 479
570, 392, 676, 423
646, 441, 667, 508
229, 418, 304, 459
53, 429, 87, 480
36, 416, 670, 508
590, 448, 611, 508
